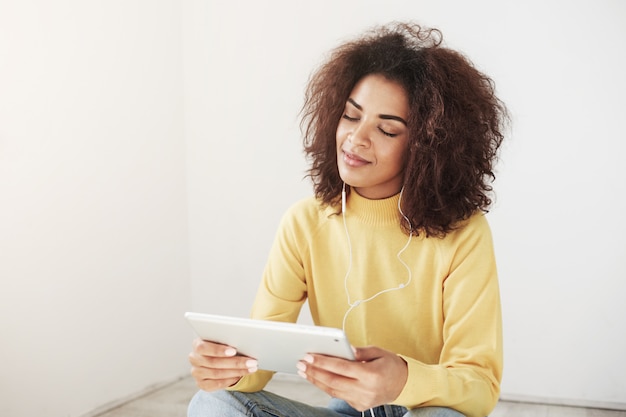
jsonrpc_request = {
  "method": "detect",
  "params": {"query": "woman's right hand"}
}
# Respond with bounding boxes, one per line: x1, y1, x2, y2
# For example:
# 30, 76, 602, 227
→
189, 338, 258, 391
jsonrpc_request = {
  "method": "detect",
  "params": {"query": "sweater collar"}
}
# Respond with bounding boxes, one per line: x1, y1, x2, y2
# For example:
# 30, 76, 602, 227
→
346, 190, 401, 226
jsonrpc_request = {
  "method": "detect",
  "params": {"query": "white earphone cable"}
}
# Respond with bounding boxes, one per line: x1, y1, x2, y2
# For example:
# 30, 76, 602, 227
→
341, 185, 413, 333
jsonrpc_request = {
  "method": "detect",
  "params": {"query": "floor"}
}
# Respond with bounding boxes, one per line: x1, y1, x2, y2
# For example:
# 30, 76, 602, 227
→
94, 374, 626, 417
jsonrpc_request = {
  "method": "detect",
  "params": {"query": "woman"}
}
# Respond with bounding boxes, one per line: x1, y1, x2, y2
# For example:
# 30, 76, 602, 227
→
188, 21, 507, 417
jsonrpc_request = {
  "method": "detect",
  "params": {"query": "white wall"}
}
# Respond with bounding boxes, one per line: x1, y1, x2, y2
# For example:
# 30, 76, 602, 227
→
474, 2, 626, 408
186, 0, 626, 410
0, 2, 191, 417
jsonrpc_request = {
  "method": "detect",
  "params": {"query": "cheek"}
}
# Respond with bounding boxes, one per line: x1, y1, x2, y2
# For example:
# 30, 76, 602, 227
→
335, 127, 348, 150
335, 122, 348, 141
382, 143, 409, 170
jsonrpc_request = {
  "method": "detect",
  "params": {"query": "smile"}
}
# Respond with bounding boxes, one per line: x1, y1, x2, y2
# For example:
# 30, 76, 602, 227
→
343, 151, 370, 167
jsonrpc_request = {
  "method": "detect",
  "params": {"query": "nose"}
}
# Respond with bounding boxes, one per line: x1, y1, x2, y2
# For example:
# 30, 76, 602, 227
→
348, 120, 371, 147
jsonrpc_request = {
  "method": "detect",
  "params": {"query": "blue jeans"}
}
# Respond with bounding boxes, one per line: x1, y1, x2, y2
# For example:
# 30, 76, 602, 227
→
188, 389, 466, 417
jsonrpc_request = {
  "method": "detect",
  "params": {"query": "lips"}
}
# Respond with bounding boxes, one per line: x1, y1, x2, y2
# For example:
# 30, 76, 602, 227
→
342, 150, 370, 167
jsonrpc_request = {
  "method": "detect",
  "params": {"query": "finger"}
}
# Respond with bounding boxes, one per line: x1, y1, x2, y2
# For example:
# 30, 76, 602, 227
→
298, 353, 386, 408
191, 359, 254, 381
302, 353, 362, 379
297, 355, 357, 394
298, 362, 381, 411
297, 363, 347, 400
189, 339, 259, 393
189, 351, 258, 372
190, 354, 258, 392
193, 338, 238, 357
298, 363, 369, 411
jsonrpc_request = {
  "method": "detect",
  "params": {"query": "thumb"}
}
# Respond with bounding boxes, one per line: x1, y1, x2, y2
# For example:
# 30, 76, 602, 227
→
352, 346, 385, 362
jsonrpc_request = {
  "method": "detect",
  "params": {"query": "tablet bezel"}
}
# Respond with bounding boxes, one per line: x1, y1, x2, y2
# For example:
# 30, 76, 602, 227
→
184, 312, 355, 374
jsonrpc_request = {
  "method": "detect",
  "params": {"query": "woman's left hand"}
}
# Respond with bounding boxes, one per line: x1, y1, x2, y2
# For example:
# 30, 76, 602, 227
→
296, 346, 408, 411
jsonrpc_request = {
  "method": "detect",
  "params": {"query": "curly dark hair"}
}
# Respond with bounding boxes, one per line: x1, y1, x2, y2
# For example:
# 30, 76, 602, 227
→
301, 22, 508, 237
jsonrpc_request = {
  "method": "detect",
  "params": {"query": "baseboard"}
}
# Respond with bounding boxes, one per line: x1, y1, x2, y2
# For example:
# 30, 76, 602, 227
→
499, 392, 626, 411
79, 374, 189, 417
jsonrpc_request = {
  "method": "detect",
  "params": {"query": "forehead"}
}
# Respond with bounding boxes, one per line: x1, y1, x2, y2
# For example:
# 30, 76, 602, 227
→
348, 74, 409, 117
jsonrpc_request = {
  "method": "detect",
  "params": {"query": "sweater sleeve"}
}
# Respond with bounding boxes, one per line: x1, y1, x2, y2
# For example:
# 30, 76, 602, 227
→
227, 201, 310, 392
393, 214, 503, 417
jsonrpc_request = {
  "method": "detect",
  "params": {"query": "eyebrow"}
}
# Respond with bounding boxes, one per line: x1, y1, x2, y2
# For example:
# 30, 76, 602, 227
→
347, 98, 408, 126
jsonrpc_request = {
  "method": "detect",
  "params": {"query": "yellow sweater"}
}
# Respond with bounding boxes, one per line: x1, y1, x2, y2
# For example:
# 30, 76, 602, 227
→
230, 191, 503, 417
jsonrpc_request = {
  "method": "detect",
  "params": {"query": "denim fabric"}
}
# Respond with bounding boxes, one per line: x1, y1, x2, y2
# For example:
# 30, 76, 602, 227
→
188, 390, 466, 417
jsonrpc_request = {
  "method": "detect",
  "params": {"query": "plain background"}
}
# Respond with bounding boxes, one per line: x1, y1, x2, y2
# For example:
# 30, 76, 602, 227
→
1, 1, 624, 416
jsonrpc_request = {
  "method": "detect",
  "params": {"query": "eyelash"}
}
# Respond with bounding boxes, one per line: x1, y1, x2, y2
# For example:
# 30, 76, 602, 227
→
342, 114, 398, 138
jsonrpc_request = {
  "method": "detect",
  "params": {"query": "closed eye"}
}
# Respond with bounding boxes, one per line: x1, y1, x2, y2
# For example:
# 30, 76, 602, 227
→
379, 127, 398, 138
342, 114, 359, 122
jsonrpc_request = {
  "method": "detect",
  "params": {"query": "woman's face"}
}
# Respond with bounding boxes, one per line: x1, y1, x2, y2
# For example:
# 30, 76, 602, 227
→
336, 74, 410, 199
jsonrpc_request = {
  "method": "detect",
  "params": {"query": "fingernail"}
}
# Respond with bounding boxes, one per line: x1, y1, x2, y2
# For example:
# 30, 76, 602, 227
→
303, 354, 313, 364
224, 348, 237, 356
245, 359, 258, 368
296, 362, 306, 372
297, 370, 307, 379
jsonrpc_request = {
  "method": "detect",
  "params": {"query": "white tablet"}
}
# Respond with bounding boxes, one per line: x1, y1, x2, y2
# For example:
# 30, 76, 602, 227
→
184, 312, 354, 374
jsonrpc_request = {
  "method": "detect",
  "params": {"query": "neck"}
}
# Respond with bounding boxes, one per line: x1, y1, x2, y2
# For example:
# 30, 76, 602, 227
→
344, 190, 402, 226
